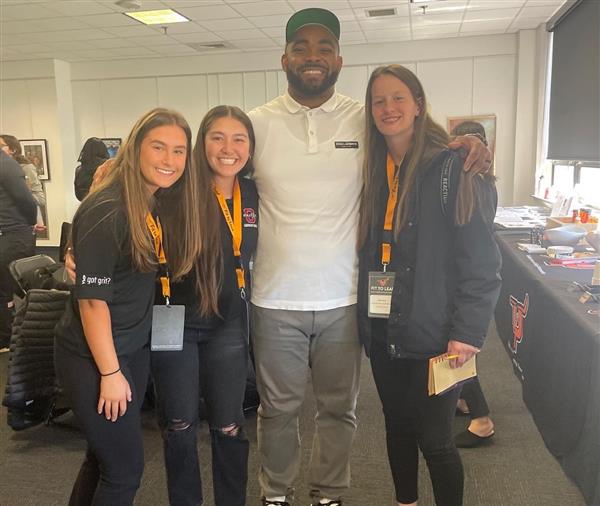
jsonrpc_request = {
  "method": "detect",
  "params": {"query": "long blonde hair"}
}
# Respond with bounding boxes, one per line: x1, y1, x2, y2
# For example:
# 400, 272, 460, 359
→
79, 108, 201, 278
191, 105, 256, 317
359, 64, 487, 247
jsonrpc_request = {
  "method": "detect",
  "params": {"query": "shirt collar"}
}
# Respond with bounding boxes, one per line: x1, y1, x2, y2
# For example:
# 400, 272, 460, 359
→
283, 90, 338, 114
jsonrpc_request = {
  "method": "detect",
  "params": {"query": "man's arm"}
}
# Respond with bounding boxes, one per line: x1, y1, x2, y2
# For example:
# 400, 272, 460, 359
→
448, 135, 493, 174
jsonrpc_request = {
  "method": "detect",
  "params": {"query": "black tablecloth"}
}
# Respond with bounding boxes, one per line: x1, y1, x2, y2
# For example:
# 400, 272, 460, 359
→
494, 232, 600, 505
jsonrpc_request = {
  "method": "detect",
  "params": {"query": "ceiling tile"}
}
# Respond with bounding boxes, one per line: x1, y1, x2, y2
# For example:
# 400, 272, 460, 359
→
103, 25, 161, 37
45, 40, 96, 51
232, 1, 293, 16
213, 28, 268, 40
261, 26, 285, 38
27, 28, 115, 42
411, 11, 464, 25
364, 28, 412, 41
467, 0, 525, 10
74, 13, 141, 28
175, 4, 240, 20
340, 31, 367, 43
199, 17, 253, 30
150, 44, 199, 56
1, 34, 35, 46
410, 0, 468, 15
463, 8, 520, 21
1, 20, 46, 34
126, 34, 182, 46
30, 16, 94, 32
459, 28, 507, 37
87, 38, 136, 49
413, 23, 460, 36
172, 32, 226, 44
72, 49, 119, 59
461, 19, 512, 31
247, 14, 292, 28
509, 16, 547, 30
109, 46, 161, 57
7, 43, 51, 54
148, 21, 208, 35
42, 1, 114, 16
359, 17, 411, 31
518, 4, 562, 18
0, 3, 62, 20
288, 1, 351, 10
231, 38, 279, 50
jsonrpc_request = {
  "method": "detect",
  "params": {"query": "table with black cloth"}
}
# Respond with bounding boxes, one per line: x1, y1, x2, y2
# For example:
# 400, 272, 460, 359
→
494, 231, 600, 506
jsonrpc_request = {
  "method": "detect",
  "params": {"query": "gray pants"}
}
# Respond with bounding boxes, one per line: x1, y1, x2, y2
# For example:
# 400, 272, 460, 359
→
251, 304, 362, 502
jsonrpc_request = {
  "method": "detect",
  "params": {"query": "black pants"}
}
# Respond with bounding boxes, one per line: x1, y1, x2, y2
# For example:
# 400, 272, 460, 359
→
151, 317, 249, 506
0, 228, 35, 346
460, 378, 490, 419
54, 344, 150, 506
370, 340, 463, 505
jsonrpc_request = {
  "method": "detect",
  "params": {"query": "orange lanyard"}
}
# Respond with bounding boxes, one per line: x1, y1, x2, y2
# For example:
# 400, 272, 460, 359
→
146, 213, 171, 303
381, 153, 401, 271
214, 178, 246, 295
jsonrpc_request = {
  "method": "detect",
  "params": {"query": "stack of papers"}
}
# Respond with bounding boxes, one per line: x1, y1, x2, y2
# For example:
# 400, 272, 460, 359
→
495, 206, 549, 230
428, 353, 477, 396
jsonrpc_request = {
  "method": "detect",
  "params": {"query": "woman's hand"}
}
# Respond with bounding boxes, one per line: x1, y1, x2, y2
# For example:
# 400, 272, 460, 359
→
90, 158, 114, 193
65, 249, 76, 283
98, 371, 132, 422
447, 339, 479, 369
448, 135, 492, 174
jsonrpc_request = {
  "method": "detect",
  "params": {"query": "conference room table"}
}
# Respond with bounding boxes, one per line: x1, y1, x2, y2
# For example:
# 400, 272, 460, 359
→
494, 231, 600, 506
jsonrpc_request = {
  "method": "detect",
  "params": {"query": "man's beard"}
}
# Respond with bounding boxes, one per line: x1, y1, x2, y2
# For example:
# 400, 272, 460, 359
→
286, 66, 340, 97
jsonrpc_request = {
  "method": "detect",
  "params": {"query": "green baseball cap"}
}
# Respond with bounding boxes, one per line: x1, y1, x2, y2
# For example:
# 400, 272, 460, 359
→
285, 8, 340, 42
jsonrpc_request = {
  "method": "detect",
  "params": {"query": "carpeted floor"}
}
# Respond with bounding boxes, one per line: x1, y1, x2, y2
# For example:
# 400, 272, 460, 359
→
0, 322, 584, 505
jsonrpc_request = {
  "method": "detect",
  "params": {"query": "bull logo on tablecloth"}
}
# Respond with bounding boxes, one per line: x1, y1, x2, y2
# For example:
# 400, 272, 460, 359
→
509, 293, 529, 353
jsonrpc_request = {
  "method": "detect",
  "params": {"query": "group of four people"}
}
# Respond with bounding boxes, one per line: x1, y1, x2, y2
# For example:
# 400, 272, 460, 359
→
56, 8, 500, 506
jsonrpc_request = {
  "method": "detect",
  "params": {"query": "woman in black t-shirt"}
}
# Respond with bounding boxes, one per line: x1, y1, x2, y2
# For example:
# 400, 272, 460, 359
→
55, 108, 202, 506
151, 105, 258, 506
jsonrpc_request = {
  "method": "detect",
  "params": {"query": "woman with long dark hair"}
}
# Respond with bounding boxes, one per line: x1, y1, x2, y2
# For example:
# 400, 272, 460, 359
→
357, 65, 502, 505
74, 137, 110, 201
55, 108, 202, 506
151, 105, 258, 506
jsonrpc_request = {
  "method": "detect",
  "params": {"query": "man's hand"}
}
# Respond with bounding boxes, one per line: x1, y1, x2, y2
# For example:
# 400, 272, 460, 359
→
90, 158, 114, 193
447, 339, 479, 369
448, 135, 492, 174
65, 249, 76, 283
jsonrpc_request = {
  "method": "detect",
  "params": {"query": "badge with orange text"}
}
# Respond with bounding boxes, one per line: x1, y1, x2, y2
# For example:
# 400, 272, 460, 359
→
368, 271, 395, 318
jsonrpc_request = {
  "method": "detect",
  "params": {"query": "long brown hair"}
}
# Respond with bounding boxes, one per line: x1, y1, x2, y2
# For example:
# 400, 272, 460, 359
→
0, 134, 31, 165
192, 105, 256, 317
79, 108, 201, 278
359, 64, 488, 247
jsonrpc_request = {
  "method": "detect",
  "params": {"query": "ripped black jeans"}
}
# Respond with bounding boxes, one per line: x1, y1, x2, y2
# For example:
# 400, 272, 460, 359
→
151, 318, 249, 506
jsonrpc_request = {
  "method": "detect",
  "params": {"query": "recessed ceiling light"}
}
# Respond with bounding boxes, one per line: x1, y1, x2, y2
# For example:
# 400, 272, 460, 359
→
124, 9, 189, 25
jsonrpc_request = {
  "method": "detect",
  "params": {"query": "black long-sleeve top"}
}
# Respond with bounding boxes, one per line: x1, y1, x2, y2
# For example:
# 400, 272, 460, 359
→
0, 151, 37, 233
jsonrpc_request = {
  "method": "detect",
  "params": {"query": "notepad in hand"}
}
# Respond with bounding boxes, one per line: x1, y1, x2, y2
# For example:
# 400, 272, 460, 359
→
428, 353, 477, 396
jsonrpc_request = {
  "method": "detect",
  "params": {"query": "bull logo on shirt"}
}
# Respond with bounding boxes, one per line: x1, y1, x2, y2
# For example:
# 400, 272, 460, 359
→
509, 293, 529, 353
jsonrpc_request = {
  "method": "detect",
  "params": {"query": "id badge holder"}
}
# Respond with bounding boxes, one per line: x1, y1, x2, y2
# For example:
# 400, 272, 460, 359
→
368, 271, 395, 318
151, 304, 185, 351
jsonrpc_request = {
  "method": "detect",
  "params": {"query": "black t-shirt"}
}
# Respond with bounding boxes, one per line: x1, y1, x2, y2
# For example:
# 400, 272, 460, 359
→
168, 177, 258, 330
56, 187, 156, 358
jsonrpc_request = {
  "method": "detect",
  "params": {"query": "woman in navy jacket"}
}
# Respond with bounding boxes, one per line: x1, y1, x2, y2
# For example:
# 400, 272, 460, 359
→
357, 65, 501, 506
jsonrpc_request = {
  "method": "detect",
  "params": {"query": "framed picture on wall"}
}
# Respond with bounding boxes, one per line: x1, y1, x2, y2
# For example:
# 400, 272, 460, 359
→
447, 114, 497, 157
20, 139, 50, 180
101, 138, 122, 158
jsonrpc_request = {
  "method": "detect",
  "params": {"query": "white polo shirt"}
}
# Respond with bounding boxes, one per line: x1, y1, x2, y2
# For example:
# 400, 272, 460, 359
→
249, 91, 365, 311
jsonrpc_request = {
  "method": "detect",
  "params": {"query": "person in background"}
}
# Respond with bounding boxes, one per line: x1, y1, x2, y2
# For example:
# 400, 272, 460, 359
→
74, 137, 110, 201
0, 150, 37, 352
248, 8, 493, 506
357, 64, 502, 505
450, 120, 496, 448
54, 108, 202, 506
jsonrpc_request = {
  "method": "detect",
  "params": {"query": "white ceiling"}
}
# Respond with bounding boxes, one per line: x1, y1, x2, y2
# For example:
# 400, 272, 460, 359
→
0, 0, 566, 63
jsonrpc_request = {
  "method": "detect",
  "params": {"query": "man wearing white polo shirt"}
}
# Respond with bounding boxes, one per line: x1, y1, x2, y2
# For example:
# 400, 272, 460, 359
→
249, 8, 489, 506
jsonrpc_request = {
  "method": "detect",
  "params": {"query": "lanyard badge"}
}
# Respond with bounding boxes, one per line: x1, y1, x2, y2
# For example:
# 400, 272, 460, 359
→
368, 153, 400, 319
214, 178, 247, 301
146, 213, 185, 351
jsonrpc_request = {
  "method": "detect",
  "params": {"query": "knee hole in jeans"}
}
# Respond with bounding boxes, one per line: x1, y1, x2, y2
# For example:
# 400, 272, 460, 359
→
217, 423, 240, 437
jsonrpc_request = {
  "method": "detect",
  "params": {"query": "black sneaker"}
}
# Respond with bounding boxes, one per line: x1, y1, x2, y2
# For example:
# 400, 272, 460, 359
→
262, 499, 290, 506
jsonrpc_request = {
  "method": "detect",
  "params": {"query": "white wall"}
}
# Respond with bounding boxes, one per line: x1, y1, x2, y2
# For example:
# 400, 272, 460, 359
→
1, 32, 544, 246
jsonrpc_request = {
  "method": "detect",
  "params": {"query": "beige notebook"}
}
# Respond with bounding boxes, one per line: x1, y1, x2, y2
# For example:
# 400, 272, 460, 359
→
428, 353, 477, 396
